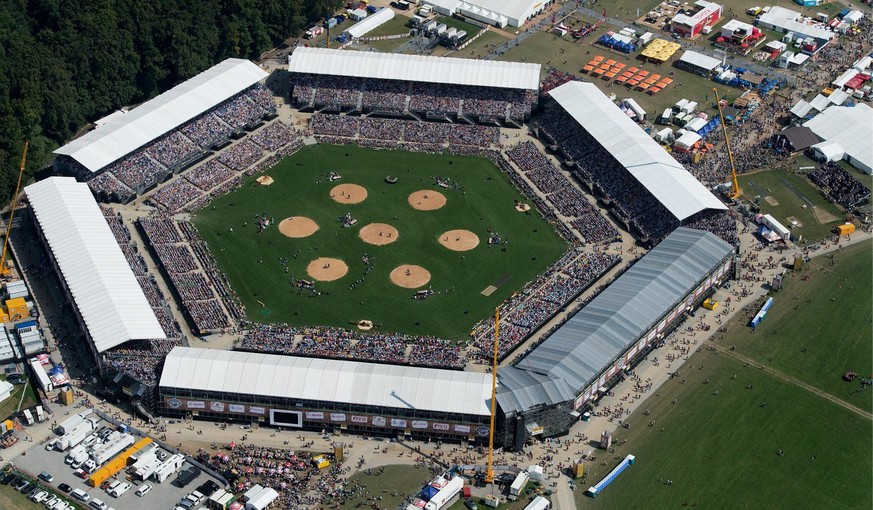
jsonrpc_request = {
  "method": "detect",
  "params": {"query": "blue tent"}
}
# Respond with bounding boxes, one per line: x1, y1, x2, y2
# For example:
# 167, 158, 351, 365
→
420, 485, 439, 501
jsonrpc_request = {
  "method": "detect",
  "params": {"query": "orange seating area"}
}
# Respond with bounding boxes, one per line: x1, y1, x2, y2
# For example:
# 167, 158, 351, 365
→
583, 56, 675, 94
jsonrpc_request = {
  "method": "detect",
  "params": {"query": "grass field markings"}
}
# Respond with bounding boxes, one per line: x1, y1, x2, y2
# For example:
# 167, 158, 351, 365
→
493, 272, 512, 286
712, 344, 873, 421
481, 285, 498, 296
781, 177, 815, 207
746, 179, 768, 197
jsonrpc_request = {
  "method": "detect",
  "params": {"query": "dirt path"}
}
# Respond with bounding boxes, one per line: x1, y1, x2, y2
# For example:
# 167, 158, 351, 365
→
711, 344, 873, 421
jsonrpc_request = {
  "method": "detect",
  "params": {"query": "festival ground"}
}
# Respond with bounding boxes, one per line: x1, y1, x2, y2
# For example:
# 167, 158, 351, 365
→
193, 144, 566, 338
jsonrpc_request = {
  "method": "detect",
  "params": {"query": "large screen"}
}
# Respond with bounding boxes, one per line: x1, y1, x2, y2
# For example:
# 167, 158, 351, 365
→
269, 409, 302, 427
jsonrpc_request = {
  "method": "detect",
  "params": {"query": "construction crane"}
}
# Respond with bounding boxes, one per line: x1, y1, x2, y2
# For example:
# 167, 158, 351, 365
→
0, 141, 28, 278
712, 88, 742, 200
485, 307, 499, 485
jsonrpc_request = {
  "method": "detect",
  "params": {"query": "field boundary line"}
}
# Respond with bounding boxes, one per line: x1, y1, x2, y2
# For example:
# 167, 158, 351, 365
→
712, 344, 873, 421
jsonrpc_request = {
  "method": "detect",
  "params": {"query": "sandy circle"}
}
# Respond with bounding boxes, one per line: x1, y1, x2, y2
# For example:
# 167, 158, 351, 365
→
306, 257, 348, 282
278, 216, 319, 238
390, 265, 431, 289
408, 190, 447, 211
256, 175, 274, 186
515, 203, 531, 212
331, 184, 368, 204
359, 223, 399, 246
438, 229, 480, 251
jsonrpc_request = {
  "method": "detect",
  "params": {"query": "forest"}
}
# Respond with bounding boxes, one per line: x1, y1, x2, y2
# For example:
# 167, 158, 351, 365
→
0, 0, 341, 204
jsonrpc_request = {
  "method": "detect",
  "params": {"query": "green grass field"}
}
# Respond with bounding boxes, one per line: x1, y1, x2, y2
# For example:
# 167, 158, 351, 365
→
338, 465, 432, 510
718, 242, 873, 413
0, 375, 36, 421
739, 169, 845, 243
194, 144, 567, 339
575, 242, 873, 509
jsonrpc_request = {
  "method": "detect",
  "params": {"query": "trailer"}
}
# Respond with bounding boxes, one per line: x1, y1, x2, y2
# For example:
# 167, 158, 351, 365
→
35, 405, 45, 422
91, 433, 135, 466
509, 471, 530, 496
153, 453, 185, 483
28, 358, 52, 392
587, 454, 635, 497
304, 26, 324, 38
22, 409, 34, 426
56, 410, 92, 435
134, 458, 163, 481
523, 496, 551, 510
57, 421, 95, 451
424, 476, 464, 510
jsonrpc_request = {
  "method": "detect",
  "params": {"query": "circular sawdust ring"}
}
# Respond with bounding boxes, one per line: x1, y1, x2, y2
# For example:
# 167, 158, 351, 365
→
331, 183, 368, 204
438, 229, 479, 251
359, 223, 399, 246
390, 265, 431, 289
278, 216, 319, 238
306, 257, 348, 282
408, 190, 446, 211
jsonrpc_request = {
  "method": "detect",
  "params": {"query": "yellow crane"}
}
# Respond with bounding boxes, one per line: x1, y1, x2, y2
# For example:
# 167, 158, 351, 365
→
0, 141, 28, 277
485, 307, 499, 485
712, 88, 742, 200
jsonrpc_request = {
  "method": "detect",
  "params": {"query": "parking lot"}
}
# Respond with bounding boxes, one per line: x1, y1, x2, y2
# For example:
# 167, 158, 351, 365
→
13, 417, 223, 510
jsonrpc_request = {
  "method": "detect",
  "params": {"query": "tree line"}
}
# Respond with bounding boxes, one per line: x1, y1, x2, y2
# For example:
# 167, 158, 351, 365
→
0, 0, 341, 204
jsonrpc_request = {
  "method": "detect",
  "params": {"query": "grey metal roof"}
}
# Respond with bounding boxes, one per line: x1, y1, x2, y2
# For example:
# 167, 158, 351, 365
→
496, 367, 576, 414
515, 228, 733, 391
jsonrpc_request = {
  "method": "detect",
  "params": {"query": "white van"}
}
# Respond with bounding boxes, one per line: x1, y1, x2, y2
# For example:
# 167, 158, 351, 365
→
135, 484, 152, 497
105, 480, 121, 494
71, 488, 91, 502
110, 482, 131, 497
90, 499, 108, 510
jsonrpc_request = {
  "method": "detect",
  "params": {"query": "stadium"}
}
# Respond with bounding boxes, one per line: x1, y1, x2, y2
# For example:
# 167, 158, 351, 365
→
24, 47, 739, 447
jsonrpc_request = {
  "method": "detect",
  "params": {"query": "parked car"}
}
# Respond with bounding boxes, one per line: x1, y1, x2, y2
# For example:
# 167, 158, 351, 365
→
58, 483, 73, 493
135, 484, 152, 497
38, 471, 53, 483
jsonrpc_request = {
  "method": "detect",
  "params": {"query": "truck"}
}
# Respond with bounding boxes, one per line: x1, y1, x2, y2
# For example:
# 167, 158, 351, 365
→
424, 477, 464, 510
91, 433, 135, 466
152, 454, 185, 483
57, 420, 95, 451
509, 472, 530, 496
304, 26, 324, 38
133, 458, 162, 481
65, 445, 87, 464
324, 17, 338, 29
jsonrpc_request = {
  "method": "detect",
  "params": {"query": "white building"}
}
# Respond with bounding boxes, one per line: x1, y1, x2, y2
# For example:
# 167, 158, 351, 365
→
757, 6, 834, 48
421, 0, 553, 27
344, 7, 395, 39
804, 104, 873, 174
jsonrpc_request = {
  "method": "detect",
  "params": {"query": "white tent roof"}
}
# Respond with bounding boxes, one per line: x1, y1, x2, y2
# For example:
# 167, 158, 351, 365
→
54, 59, 268, 174
675, 131, 702, 149
548, 82, 725, 221
288, 47, 540, 90
759, 6, 834, 42
678, 50, 721, 72
832, 68, 859, 88
828, 89, 850, 106
25, 177, 165, 352
790, 99, 813, 118
805, 104, 873, 173
344, 7, 395, 38
470, 0, 538, 22
809, 94, 832, 113
159, 347, 493, 416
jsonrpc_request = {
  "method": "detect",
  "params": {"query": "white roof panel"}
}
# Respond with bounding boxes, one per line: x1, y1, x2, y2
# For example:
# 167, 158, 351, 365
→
678, 50, 721, 72
548, 82, 725, 220
54, 59, 268, 173
160, 347, 492, 416
804, 104, 873, 173
345, 7, 395, 39
288, 47, 540, 90
24, 177, 165, 352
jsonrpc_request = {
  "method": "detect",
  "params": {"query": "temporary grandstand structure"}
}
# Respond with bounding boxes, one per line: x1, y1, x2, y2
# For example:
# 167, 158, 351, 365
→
548, 82, 725, 221
160, 347, 492, 435
288, 47, 540, 91
24, 177, 166, 354
344, 7, 395, 39
53, 59, 268, 175
804, 104, 873, 174
421, 0, 550, 27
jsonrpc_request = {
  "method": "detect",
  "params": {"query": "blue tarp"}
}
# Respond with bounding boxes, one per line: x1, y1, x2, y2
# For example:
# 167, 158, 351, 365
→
16, 320, 37, 330
420, 485, 439, 501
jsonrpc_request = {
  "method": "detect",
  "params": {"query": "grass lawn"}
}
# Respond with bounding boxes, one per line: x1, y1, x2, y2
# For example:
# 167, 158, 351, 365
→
715, 242, 873, 413
497, 30, 740, 118
574, 349, 873, 509
194, 144, 567, 339
0, 375, 37, 421
738, 168, 845, 243
0, 470, 76, 509
447, 493, 550, 510
437, 16, 483, 35
433, 30, 508, 59
605, 0, 847, 25
338, 465, 432, 510
363, 15, 413, 38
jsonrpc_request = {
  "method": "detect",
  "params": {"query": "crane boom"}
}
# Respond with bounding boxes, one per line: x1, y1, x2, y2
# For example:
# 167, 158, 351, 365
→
712, 89, 742, 199
0, 141, 28, 277
485, 308, 499, 484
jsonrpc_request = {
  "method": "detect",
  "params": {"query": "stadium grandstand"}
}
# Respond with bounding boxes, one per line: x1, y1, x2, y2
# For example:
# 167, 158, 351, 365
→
287, 47, 540, 124
159, 347, 493, 442
24, 177, 168, 365
52, 58, 273, 201
537, 81, 732, 245
497, 228, 734, 450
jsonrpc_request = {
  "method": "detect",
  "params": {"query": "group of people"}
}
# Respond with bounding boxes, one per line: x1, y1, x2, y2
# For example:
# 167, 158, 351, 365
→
293, 73, 537, 122
809, 162, 870, 209
310, 113, 500, 148
471, 250, 620, 360
87, 84, 276, 199
103, 338, 183, 385
139, 216, 235, 334
240, 323, 466, 369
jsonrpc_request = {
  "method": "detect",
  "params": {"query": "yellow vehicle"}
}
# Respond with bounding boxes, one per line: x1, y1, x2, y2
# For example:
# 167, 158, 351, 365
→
703, 298, 718, 310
